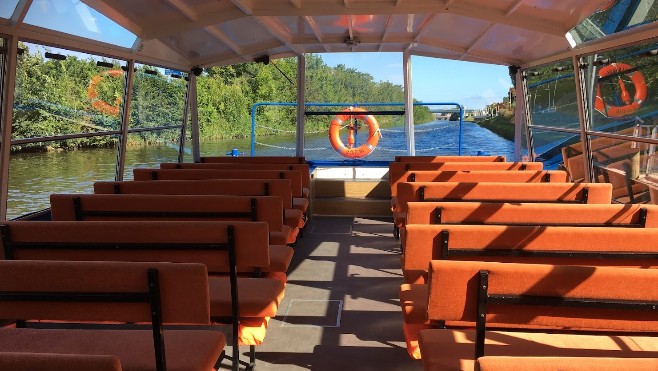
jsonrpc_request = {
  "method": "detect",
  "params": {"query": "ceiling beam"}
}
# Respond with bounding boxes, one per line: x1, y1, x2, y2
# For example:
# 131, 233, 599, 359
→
249, 1, 566, 35
303, 16, 330, 52
421, 38, 522, 65
378, 14, 393, 52
204, 26, 244, 57
81, 0, 143, 36
164, 0, 197, 20
445, 3, 566, 36
230, 0, 255, 15
141, 9, 246, 40
405, 14, 434, 53
255, 16, 304, 56
11, 0, 31, 25
462, 24, 494, 56
163, 0, 249, 62
504, 0, 524, 15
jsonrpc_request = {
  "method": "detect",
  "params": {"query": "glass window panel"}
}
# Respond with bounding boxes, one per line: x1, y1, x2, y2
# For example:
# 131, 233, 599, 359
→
24, 0, 136, 48
0, 0, 18, 19
582, 39, 658, 134
569, 1, 658, 45
130, 65, 187, 130
588, 134, 654, 204
7, 137, 118, 219
526, 59, 580, 130
530, 128, 580, 171
123, 129, 182, 179
13, 43, 124, 148
252, 103, 296, 157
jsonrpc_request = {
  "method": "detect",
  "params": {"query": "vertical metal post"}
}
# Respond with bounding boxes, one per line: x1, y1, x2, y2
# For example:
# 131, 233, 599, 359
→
0, 36, 18, 221
573, 55, 592, 182
513, 71, 525, 161
296, 55, 306, 157
521, 71, 535, 161
188, 73, 201, 162
403, 51, 415, 155
115, 59, 135, 181
178, 72, 193, 163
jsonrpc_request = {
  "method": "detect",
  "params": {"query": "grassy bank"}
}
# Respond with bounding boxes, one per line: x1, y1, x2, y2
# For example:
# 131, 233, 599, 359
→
477, 115, 514, 141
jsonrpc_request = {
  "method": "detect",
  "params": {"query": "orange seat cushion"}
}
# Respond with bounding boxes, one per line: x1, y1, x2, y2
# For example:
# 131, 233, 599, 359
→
0, 328, 225, 371
419, 328, 658, 371
209, 277, 285, 318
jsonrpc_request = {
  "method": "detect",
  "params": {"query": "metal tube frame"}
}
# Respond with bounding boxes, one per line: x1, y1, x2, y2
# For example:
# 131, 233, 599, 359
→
403, 50, 415, 155
115, 59, 135, 181
250, 102, 464, 157
188, 73, 201, 162
178, 72, 192, 163
296, 55, 305, 157
0, 35, 18, 221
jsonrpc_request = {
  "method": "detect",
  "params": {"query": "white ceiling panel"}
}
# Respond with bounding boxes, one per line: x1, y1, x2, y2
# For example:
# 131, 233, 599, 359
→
1, 0, 637, 69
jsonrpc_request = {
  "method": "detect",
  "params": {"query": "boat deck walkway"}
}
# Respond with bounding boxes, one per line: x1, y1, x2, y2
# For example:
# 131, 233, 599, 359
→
219, 216, 420, 370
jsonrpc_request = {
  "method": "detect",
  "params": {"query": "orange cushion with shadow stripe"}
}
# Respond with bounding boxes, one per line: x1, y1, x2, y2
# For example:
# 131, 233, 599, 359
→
0, 328, 225, 371
420, 329, 658, 371
209, 277, 284, 318
0, 353, 122, 371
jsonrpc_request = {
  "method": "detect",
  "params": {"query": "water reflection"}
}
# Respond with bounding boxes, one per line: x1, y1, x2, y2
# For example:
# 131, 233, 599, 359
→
8, 120, 513, 219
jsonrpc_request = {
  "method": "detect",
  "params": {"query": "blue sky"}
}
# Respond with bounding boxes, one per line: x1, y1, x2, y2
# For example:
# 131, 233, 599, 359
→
320, 53, 512, 110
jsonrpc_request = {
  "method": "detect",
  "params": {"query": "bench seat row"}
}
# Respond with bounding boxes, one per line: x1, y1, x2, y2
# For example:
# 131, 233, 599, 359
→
3, 155, 309, 370
391, 156, 658, 369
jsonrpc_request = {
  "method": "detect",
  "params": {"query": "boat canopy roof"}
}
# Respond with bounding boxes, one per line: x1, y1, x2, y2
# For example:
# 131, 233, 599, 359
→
0, 0, 652, 70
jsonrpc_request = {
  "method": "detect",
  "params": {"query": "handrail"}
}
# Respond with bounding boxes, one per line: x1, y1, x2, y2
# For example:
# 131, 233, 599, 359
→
250, 102, 464, 157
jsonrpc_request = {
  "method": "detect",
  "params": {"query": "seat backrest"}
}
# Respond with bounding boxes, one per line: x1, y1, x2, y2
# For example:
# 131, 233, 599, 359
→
160, 163, 311, 190
200, 156, 306, 164
134, 168, 304, 197
1, 220, 271, 272
404, 224, 658, 274
389, 162, 543, 186
0, 260, 210, 324
95, 179, 294, 209
394, 155, 506, 162
391, 170, 568, 197
0, 353, 122, 371
427, 260, 658, 332
50, 194, 284, 232
405, 202, 658, 227
396, 182, 612, 215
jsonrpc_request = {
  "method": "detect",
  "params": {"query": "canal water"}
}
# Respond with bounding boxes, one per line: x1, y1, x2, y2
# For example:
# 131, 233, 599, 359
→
7, 120, 513, 219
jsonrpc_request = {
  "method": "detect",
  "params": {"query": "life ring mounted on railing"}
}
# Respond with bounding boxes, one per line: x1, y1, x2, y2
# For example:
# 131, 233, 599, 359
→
88, 69, 124, 116
594, 62, 647, 118
329, 107, 381, 159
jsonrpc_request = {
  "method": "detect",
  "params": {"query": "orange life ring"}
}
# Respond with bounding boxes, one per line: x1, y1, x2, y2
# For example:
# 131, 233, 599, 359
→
329, 107, 381, 159
594, 63, 647, 118
88, 69, 123, 116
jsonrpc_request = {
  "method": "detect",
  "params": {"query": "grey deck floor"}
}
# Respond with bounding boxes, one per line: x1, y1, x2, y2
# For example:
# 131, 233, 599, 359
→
219, 216, 421, 370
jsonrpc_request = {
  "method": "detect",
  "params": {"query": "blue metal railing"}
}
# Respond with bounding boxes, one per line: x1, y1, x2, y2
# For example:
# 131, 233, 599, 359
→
250, 102, 464, 157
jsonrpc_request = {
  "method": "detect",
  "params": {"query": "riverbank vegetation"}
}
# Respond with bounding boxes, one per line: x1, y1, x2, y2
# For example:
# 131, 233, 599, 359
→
12, 45, 432, 152
477, 115, 514, 141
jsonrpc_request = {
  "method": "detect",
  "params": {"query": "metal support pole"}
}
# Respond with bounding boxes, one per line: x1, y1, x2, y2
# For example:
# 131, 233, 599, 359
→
188, 73, 201, 162
178, 72, 193, 163
0, 36, 18, 221
403, 50, 414, 155
514, 70, 525, 161
521, 71, 535, 161
115, 59, 135, 181
573, 55, 593, 182
296, 55, 305, 157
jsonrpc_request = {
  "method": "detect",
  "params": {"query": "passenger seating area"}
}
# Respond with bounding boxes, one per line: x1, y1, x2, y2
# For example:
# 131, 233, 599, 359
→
0, 155, 311, 371
390, 155, 658, 369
